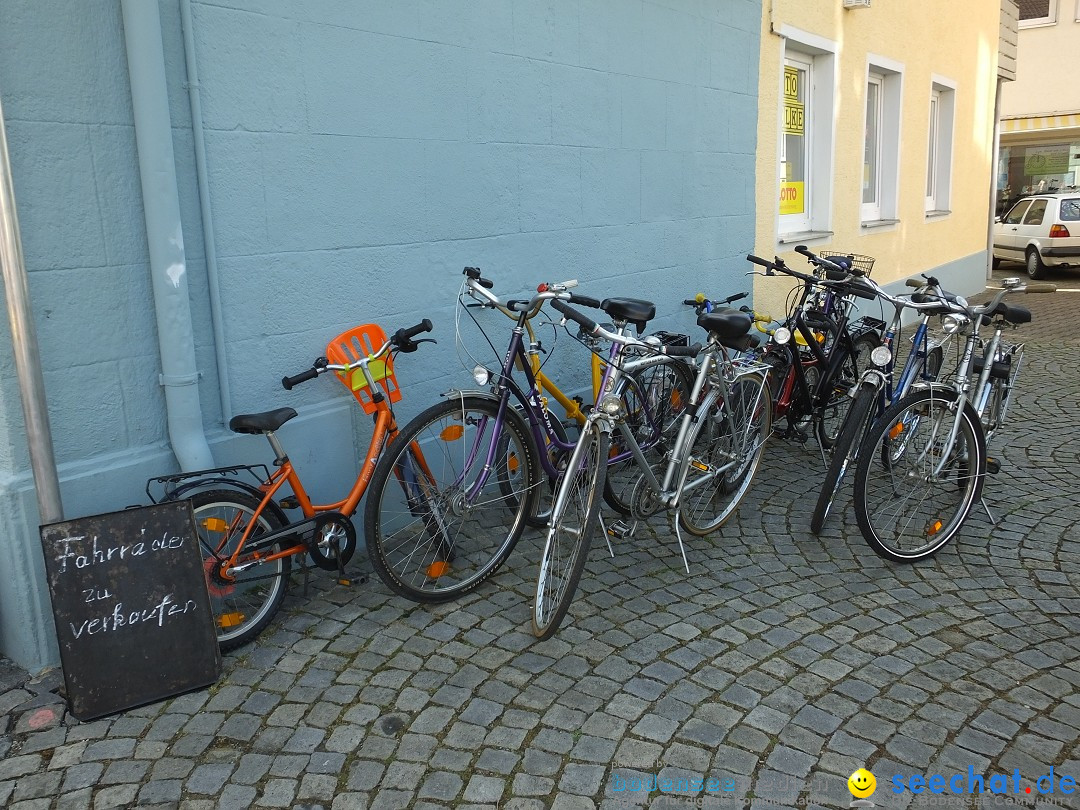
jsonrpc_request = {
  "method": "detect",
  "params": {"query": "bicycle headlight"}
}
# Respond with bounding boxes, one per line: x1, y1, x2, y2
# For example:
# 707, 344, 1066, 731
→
870, 345, 892, 367
600, 395, 622, 415
772, 327, 792, 346
940, 314, 968, 335
472, 365, 491, 385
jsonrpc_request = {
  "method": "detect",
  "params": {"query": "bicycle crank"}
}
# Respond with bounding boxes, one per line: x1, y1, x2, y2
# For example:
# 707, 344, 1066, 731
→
305, 512, 358, 571
629, 474, 662, 520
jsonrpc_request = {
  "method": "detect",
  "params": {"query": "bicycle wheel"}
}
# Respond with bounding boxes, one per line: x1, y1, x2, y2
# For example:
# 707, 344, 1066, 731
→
816, 334, 877, 449
853, 388, 986, 562
363, 396, 539, 602
678, 371, 772, 537
188, 489, 290, 652
810, 380, 877, 534
603, 359, 694, 515
533, 419, 608, 640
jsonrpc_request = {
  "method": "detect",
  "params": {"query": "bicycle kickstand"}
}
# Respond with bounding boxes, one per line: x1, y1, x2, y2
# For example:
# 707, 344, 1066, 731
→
979, 497, 999, 527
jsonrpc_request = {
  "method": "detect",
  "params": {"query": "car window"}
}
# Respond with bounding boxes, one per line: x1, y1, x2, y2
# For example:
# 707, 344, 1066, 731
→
1060, 199, 1080, 221
1004, 200, 1032, 224
1023, 199, 1048, 225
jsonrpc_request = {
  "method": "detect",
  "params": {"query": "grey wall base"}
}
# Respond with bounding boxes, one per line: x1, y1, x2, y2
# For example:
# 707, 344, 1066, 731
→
1, 400, 357, 672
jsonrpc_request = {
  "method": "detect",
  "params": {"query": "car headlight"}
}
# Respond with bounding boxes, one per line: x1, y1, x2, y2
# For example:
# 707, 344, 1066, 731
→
870, 345, 892, 367
772, 327, 792, 346
940, 314, 968, 335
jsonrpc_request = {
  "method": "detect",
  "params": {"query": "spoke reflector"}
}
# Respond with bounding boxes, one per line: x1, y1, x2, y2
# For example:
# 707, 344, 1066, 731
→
426, 560, 451, 578
927, 519, 943, 536
439, 425, 464, 441
218, 612, 245, 629
888, 422, 904, 440
201, 517, 229, 533
507, 454, 520, 474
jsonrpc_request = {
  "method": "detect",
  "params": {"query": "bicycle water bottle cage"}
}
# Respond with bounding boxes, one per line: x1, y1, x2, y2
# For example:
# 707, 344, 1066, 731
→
601, 298, 655, 334
326, 324, 401, 413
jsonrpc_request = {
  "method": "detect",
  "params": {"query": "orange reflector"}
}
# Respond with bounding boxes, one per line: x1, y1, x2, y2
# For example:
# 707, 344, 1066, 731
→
888, 422, 904, 440
671, 390, 683, 409
426, 560, 451, 578
218, 612, 245, 629
927, 519, 943, 536
691, 460, 709, 472
202, 517, 229, 533
439, 425, 464, 441
507, 454, 520, 474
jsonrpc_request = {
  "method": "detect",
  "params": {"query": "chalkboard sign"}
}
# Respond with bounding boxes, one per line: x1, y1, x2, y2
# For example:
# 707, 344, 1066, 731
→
40, 501, 221, 720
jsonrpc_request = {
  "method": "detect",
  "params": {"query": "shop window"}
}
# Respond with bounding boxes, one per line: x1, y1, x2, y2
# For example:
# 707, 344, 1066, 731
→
777, 27, 836, 242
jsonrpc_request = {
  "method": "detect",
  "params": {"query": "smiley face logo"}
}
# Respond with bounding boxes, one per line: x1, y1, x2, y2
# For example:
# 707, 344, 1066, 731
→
848, 768, 876, 798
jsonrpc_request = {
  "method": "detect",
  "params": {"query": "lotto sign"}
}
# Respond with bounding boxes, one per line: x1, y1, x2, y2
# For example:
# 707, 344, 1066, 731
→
784, 66, 799, 101
780, 182, 804, 215
783, 67, 804, 136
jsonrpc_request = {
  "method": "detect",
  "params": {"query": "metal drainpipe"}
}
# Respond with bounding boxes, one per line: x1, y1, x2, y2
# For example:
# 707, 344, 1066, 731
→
988, 79, 1004, 281
0, 94, 64, 525
179, 0, 232, 423
121, 0, 214, 472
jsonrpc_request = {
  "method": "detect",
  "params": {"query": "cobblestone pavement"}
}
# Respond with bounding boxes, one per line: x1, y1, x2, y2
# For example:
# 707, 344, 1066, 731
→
2, 269, 1080, 810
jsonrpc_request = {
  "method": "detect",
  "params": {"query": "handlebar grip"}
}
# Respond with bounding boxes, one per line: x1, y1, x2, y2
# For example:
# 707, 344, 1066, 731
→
746, 253, 773, 268
725, 291, 750, 303
462, 266, 494, 288
905, 278, 924, 289
282, 367, 320, 390
551, 299, 598, 333
846, 281, 877, 301
1025, 283, 1057, 293
568, 292, 602, 309
682, 299, 700, 306
794, 245, 812, 257
825, 268, 849, 282
661, 342, 701, 358
562, 279, 579, 289
396, 318, 433, 343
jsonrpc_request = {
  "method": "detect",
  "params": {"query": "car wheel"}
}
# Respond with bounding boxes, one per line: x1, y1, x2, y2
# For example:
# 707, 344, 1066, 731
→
1026, 247, 1048, 280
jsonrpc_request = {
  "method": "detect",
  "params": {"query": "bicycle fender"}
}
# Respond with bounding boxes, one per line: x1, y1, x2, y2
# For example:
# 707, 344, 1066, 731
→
165, 478, 290, 526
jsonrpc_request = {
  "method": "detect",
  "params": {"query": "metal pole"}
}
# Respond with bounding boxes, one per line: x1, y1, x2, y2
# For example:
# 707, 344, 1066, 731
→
0, 94, 64, 524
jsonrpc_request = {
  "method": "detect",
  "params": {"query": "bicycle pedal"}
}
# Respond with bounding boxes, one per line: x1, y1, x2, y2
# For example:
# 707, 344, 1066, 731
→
607, 520, 636, 540
986, 457, 1001, 475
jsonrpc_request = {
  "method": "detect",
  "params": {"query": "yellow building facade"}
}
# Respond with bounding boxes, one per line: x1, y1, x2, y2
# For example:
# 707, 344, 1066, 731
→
752, 1, 1003, 312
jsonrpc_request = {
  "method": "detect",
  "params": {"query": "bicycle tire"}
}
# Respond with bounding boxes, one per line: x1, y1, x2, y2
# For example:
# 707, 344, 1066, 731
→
853, 388, 986, 562
532, 419, 608, 640
816, 334, 877, 450
363, 396, 539, 603
188, 489, 290, 652
810, 380, 877, 534
603, 359, 694, 515
678, 371, 772, 537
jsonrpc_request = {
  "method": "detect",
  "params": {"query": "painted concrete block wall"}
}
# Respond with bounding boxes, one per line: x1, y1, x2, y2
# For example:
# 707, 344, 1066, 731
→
0, 0, 761, 670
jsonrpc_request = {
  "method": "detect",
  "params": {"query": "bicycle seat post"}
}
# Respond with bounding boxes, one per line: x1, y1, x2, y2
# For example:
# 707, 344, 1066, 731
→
265, 430, 289, 467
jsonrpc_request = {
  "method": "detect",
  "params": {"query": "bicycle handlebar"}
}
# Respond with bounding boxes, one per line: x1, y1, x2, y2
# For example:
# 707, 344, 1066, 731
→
282, 366, 321, 390
550, 299, 598, 333
392, 318, 434, 352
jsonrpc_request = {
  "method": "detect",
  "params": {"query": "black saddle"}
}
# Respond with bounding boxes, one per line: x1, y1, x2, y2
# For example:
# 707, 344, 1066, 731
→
698, 310, 754, 351
229, 407, 298, 435
601, 298, 655, 333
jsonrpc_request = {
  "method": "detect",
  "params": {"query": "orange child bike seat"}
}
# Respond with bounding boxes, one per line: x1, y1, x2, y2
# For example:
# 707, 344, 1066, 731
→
326, 324, 402, 414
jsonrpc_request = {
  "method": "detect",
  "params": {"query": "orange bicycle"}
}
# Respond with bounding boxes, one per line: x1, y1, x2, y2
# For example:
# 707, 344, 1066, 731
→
148, 319, 434, 651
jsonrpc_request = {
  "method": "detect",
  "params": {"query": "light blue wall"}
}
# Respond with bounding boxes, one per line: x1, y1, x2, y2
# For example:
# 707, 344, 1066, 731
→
0, 0, 761, 670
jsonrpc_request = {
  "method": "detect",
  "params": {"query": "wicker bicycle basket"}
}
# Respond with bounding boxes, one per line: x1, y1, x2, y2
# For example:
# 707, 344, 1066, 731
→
822, 252, 875, 276
325, 324, 401, 414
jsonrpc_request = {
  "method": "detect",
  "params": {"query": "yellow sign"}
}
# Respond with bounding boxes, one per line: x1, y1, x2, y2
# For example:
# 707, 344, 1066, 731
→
784, 66, 799, 101
780, 181, 804, 215
784, 101, 804, 135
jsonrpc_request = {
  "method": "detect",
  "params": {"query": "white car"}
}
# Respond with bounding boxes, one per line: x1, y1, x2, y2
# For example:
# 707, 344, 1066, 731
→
993, 191, 1080, 279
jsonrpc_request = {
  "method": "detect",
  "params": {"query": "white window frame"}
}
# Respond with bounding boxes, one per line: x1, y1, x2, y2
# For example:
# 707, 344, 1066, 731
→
1019, 0, 1057, 27
926, 76, 956, 216
776, 25, 837, 243
862, 55, 903, 226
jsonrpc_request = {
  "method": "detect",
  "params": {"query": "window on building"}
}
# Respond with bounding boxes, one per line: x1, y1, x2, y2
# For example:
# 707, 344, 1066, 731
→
1019, 0, 1056, 25
862, 59, 903, 225
777, 28, 836, 241
926, 79, 956, 215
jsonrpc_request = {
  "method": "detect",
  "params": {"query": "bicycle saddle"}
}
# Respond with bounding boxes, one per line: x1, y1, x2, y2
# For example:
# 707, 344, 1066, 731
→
980, 302, 1032, 326
229, 407, 298, 435
601, 298, 655, 332
697, 310, 752, 340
